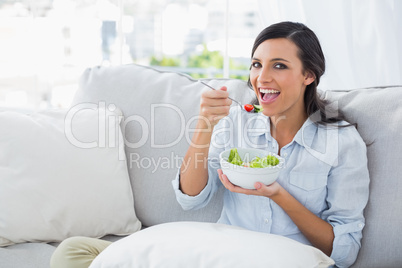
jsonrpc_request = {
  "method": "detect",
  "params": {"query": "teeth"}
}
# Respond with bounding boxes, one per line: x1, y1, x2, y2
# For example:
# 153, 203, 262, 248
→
259, 88, 279, 94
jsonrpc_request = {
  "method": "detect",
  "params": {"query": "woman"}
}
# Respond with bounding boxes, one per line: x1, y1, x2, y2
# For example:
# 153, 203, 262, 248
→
173, 21, 369, 268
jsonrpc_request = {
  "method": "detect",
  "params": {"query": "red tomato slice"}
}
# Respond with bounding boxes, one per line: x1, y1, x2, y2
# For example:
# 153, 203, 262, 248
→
244, 104, 254, 112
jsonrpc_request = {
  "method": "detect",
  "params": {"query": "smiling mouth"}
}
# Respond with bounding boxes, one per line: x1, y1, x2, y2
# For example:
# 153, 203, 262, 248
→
259, 88, 280, 102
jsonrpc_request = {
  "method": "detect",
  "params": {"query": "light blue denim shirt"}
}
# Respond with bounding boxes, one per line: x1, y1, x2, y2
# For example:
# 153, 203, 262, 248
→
172, 106, 369, 268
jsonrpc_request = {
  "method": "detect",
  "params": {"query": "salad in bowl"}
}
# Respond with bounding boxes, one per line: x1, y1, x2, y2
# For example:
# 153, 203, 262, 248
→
219, 148, 285, 189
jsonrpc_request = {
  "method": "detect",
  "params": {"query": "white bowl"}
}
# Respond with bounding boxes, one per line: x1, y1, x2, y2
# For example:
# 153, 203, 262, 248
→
219, 148, 285, 189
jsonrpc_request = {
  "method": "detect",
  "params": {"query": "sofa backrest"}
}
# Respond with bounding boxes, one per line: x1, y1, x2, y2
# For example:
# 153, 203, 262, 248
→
72, 64, 256, 227
72, 64, 402, 268
323, 87, 402, 267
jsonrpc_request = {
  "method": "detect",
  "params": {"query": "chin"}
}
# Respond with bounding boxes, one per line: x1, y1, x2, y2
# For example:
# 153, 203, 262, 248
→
260, 105, 274, 117
262, 111, 274, 118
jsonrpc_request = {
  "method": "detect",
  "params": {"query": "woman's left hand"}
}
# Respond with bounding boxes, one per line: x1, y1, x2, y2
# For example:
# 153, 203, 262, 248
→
217, 169, 282, 198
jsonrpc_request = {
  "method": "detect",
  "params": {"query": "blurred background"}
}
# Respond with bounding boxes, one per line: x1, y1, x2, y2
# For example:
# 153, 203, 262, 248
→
0, 0, 400, 109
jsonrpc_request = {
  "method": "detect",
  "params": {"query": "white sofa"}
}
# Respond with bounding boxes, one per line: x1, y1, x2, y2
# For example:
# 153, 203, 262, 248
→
0, 64, 401, 267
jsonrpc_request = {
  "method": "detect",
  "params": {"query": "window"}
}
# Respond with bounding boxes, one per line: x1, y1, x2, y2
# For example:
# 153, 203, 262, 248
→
0, 0, 262, 109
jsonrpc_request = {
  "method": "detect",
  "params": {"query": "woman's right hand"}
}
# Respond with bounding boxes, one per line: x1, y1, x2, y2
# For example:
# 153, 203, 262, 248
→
198, 86, 232, 128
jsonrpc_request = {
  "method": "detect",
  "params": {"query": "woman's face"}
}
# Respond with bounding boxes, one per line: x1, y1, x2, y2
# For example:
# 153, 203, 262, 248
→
249, 38, 314, 119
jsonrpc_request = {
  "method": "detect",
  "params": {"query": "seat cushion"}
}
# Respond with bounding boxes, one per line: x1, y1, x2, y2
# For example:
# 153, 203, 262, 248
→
0, 243, 56, 268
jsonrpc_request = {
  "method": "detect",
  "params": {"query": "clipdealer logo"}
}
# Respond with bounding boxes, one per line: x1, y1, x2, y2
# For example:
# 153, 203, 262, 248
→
63, 100, 342, 167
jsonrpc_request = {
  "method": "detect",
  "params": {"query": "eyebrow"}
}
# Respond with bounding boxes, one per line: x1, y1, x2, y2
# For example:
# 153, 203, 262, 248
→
270, 57, 290, 63
252, 57, 290, 63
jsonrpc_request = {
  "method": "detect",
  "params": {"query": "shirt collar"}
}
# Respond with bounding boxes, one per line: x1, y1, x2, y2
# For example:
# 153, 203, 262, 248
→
293, 117, 318, 148
247, 112, 271, 138
247, 113, 318, 148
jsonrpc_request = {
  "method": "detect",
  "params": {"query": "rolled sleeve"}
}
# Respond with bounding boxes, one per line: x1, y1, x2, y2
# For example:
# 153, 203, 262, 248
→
171, 110, 231, 211
171, 168, 217, 211
330, 221, 364, 267
323, 126, 370, 268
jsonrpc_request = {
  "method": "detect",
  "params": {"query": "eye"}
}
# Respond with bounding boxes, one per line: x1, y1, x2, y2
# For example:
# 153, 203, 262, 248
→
251, 61, 261, 68
273, 63, 287, 69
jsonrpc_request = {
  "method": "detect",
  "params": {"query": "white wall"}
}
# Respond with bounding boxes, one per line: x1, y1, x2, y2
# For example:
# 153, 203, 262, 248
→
258, 0, 402, 90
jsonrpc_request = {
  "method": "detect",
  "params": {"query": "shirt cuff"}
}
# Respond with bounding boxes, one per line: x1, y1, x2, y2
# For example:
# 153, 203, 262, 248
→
171, 168, 214, 211
330, 221, 364, 268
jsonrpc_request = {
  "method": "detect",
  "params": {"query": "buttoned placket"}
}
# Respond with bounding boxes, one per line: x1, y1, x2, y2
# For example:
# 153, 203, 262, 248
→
280, 145, 290, 158
271, 140, 279, 155
261, 199, 273, 232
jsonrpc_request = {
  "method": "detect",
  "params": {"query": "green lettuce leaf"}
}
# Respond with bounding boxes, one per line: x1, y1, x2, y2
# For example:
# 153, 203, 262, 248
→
249, 155, 279, 168
227, 148, 279, 168
228, 148, 243, 166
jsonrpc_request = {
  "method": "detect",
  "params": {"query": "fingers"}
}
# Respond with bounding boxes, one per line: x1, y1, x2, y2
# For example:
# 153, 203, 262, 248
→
218, 169, 253, 195
200, 86, 232, 126
218, 169, 232, 188
201, 87, 232, 107
200, 96, 232, 107
253, 181, 282, 197
218, 169, 281, 197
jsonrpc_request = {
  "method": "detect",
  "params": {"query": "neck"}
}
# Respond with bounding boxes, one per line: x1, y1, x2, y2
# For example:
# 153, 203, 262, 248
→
270, 111, 308, 147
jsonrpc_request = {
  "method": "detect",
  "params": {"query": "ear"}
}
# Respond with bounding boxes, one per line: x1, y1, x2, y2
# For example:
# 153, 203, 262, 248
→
303, 71, 315, 86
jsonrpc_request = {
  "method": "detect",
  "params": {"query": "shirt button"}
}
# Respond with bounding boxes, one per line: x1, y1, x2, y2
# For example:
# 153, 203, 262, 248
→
283, 153, 288, 157
358, 223, 364, 228
264, 219, 269, 224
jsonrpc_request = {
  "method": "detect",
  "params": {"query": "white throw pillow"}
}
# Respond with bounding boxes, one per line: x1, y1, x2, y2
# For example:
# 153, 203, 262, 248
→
90, 222, 335, 268
0, 105, 141, 247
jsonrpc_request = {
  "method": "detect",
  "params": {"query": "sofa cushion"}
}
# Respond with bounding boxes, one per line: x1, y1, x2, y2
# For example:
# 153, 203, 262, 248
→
89, 221, 335, 268
72, 64, 256, 227
0, 107, 141, 246
0, 243, 56, 268
323, 86, 402, 267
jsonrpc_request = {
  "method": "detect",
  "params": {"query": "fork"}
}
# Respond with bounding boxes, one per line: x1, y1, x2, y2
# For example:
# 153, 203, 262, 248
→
199, 81, 245, 110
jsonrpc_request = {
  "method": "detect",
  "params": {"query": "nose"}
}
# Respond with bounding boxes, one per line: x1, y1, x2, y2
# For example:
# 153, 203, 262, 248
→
257, 67, 272, 84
